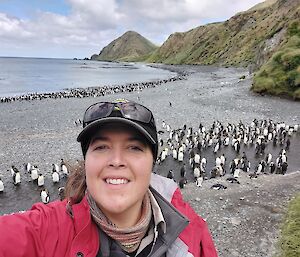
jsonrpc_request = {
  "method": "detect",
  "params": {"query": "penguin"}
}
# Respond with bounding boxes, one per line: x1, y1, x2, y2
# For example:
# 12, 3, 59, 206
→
178, 177, 187, 189
180, 165, 186, 178
233, 168, 240, 178
229, 159, 236, 174
52, 163, 60, 173
58, 187, 65, 201
167, 170, 175, 181
0, 178, 4, 192
60, 159, 69, 177
265, 153, 272, 165
31, 166, 39, 181
37, 173, 45, 187
157, 130, 164, 135
215, 157, 221, 167
249, 173, 258, 179
166, 124, 171, 132
285, 138, 290, 150
269, 162, 276, 173
226, 177, 240, 184
256, 163, 263, 175
201, 157, 207, 167
281, 162, 288, 175
177, 151, 184, 162
211, 183, 227, 190
193, 166, 200, 179
159, 138, 164, 147
281, 153, 287, 163
194, 153, 200, 164
213, 142, 220, 153
219, 163, 225, 176
223, 137, 230, 146
13, 170, 21, 185
52, 169, 60, 183
196, 176, 203, 187
40, 188, 50, 204
24, 162, 31, 173
172, 148, 178, 160
10, 165, 19, 176
210, 167, 218, 178
160, 149, 167, 162
220, 154, 226, 166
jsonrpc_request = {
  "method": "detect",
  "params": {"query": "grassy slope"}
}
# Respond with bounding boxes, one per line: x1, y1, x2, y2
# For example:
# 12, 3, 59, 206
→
278, 193, 300, 257
146, 0, 296, 66
252, 20, 300, 100
96, 31, 157, 62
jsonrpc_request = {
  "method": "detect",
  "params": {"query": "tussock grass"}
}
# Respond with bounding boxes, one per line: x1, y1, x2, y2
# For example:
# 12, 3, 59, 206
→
278, 194, 300, 257
252, 21, 300, 100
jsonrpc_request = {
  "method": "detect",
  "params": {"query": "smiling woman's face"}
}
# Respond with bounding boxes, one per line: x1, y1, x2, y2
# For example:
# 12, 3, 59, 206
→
85, 124, 153, 228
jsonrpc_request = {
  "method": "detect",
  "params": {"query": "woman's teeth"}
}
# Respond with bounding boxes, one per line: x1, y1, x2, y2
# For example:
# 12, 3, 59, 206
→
105, 178, 129, 185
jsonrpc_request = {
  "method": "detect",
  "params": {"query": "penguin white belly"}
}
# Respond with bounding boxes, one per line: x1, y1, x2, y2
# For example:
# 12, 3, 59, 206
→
41, 191, 50, 204
61, 165, 68, 175
194, 167, 200, 178
233, 169, 240, 178
178, 152, 184, 162
215, 157, 221, 167
0, 181, 4, 192
52, 172, 60, 183
14, 173, 21, 184
196, 177, 203, 187
194, 155, 200, 164
172, 150, 177, 159
38, 176, 45, 187
31, 170, 38, 180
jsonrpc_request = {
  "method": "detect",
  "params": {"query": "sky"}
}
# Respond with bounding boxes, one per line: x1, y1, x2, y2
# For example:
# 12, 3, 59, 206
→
0, 0, 265, 59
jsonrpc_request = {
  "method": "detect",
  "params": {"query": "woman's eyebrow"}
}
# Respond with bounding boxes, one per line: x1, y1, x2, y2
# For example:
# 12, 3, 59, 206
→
128, 136, 147, 145
90, 136, 108, 143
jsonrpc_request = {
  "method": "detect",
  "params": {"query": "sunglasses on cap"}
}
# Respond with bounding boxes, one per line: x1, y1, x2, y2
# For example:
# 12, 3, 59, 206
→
83, 101, 155, 127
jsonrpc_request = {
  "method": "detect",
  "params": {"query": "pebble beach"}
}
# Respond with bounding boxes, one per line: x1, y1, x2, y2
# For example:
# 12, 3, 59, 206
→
0, 64, 299, 257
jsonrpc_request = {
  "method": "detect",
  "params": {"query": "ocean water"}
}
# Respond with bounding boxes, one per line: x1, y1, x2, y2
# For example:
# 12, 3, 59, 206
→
0, 57, 176, 97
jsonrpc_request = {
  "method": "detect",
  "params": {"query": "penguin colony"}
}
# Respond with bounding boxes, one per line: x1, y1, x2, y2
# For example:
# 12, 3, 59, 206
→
0, 74, 186, 103
0, 119, 298, 204
0, 159, 68, 204
156, 119, 299, 190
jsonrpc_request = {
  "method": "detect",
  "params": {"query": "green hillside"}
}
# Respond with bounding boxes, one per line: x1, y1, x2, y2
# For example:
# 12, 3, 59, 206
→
92, 31, 157, 62
147, 0, 299, 66
252, 20, 300, 100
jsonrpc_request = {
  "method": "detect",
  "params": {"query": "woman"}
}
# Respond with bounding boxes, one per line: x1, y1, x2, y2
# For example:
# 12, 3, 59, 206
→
0, 99, 218, 257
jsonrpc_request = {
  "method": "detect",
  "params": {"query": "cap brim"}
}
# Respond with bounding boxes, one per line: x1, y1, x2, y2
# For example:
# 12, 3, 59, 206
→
77, 117, 156, 145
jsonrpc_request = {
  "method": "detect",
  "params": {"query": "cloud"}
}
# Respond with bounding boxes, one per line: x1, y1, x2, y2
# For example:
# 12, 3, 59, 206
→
0, 0, 264, 58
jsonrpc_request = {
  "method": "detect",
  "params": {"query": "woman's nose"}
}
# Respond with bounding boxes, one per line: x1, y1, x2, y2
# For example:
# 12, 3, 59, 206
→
108, 148, 126, 168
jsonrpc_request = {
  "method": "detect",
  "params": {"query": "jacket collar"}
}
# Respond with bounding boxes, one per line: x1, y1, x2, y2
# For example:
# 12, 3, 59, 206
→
149, 186, 189, 253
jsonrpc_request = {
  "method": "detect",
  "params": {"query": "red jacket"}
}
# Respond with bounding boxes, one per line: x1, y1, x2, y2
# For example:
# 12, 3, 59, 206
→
0, 174, 218, 257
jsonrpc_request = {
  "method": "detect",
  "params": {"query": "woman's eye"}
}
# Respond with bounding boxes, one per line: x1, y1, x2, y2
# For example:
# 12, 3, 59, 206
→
129, 145, 143, 151
95, 145, 108, 150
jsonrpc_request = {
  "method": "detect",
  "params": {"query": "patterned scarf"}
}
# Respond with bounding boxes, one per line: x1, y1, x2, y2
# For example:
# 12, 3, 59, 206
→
87, 190, 152, 253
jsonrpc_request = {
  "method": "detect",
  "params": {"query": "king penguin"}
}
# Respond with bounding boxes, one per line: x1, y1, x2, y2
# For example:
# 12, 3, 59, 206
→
40, 188, 50, 204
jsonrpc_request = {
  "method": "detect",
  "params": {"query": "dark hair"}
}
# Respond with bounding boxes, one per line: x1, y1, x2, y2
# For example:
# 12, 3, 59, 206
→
64, 160, 87, 204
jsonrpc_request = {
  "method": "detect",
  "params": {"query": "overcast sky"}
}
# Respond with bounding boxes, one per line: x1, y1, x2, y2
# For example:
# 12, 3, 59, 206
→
0, 0, 265, 59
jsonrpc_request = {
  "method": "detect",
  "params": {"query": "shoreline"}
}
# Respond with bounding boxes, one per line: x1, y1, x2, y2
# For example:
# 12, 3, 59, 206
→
0, 63, 187, 103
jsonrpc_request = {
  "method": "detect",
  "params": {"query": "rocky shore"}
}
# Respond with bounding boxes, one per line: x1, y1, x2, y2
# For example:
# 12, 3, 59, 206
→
0, 64, 299, 257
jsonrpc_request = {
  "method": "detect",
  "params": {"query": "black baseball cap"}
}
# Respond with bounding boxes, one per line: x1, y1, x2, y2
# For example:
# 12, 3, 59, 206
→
77, 99, 158, 160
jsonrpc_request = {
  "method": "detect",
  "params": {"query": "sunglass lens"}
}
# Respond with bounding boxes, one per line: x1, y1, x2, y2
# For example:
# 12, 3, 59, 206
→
121, 103, 152, 123
84, 102, 114, 124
